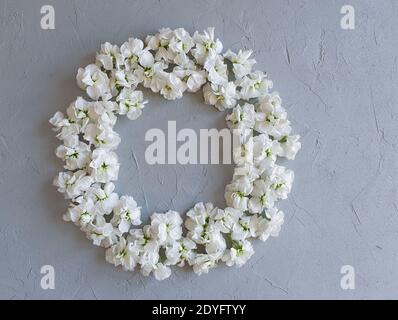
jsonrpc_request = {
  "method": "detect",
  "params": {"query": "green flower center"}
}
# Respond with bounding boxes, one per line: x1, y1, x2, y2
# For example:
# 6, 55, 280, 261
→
100, 162, 109, 171
272, 183, 284, 190
279, 136, 288, 143
117, 249, 127, 258
254, 81, 262, 89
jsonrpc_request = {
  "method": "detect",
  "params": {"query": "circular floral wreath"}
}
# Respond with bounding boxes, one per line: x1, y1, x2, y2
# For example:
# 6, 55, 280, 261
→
50, 27, 301, 280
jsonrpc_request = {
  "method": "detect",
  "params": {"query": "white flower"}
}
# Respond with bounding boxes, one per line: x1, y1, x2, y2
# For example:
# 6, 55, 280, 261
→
277, 135, 301, 160
203, 82, 237, 111
153, 263, 172, 281
225, 176, 253, 211
173, 52, 194, 68
110, 69, 140, 92
76, 64, 111, 101
160, 72, 184, 100
222, 240, 254, 267
231, 215, 257, 241
53, 170, 93, 199
185, 202, 218, 244
59, 124, 80, 147
204, 53, 228, 85
238, 71, 273, 100
85, 182, 119, 215
150, 210, 183, 245
105, 237, 138, 271
173, 66, 207, 92
214, 207, 242, 233
134, 58, 167, 92
186, 202, 216, 227
120, 38, 152, 71
248, 179, 274, 214
89, 149, 120, 183
264, 165, 294, 200
86, 215, 116, 247
146, 28, 169, 50
254, 93, 291, 138
96, 42, 123, 71
254, 208, 284, 242
87, 101, 118, 126
226, 103, 255, 130
49, 112, 80, 147
192, 27, 223, 65
83, 123, 121, 150
225, 49, 256, 79
138, 241, 161, 276
192, 254, 218, 275
50, 111, 70, 128
129, 225, 158, 250
232, 163, 260, 183
169, 28, 194, 54
233, 136, 254, 166
111, 196, 142, 233
146, 28, 175, 62
252, 134, 281, 170
56, 142, 90, 171
205, 231, 226, 259
116, 88, 147, 120
165, 238, 196, 266
66, 97, 91, 126
64, 198, 96, 227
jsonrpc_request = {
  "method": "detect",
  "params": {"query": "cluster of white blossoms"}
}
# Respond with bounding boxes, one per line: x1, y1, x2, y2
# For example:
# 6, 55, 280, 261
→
50, 28, 301, 280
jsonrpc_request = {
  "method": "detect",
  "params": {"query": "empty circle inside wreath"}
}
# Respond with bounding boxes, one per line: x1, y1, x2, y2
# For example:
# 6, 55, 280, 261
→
116, 90, 233, 220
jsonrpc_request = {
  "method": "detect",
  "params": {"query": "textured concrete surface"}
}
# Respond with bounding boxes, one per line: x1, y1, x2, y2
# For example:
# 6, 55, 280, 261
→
0, 0, 397, 299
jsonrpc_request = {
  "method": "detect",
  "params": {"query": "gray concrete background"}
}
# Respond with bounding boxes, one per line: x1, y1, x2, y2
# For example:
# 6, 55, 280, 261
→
0, 0, 397, 299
